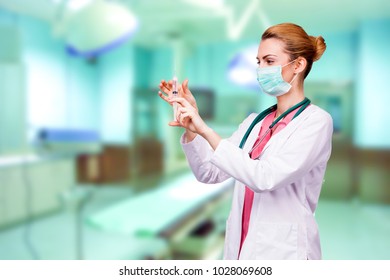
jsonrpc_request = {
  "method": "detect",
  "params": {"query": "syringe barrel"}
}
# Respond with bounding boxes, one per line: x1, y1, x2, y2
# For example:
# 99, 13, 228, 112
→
172, 76, 178, 120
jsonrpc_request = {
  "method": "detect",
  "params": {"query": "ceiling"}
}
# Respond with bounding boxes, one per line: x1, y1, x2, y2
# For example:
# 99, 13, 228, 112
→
0, 0, 389, 47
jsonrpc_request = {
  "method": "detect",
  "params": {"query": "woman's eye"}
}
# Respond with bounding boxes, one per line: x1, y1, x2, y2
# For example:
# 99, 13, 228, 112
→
267, 60, 274, 65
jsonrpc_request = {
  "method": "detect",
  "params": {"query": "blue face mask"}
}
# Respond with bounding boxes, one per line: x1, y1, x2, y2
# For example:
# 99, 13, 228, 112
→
256, 60, 297, 97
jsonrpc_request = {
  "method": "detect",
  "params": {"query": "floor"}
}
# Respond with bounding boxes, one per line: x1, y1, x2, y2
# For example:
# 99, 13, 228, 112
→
316, 198, 390, 260
0, 185, 390, 260
0, 185, 170, 260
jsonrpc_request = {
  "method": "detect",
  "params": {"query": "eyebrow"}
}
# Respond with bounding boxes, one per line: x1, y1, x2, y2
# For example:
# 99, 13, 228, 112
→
256, 54, 277, 60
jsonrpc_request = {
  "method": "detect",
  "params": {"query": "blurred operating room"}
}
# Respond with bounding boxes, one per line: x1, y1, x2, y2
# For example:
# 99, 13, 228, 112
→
0, 0, 389, 260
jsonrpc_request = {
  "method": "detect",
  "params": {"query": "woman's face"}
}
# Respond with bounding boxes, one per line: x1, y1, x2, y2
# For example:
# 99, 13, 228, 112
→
257, 38, 295, 82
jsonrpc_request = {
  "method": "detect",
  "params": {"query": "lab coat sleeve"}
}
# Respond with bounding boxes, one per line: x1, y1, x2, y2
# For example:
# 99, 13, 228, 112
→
210, 111, 333, 192
181, 114, 256, 184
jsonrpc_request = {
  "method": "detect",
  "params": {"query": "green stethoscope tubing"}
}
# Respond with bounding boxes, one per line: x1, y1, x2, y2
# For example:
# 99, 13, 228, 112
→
239, 97, 311, 149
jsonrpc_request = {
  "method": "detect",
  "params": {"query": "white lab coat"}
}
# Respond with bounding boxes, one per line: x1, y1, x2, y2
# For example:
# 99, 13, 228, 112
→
181, 105, 333, 260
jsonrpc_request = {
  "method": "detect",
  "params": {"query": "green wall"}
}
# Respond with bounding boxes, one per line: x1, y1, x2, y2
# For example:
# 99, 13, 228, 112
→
355, 19, 390, 148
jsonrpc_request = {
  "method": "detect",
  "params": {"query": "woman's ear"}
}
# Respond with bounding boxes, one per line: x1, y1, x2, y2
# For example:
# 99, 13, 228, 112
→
294, 57, 307, 74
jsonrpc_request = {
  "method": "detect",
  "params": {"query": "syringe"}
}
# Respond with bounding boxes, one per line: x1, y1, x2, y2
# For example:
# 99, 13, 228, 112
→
172, 75, 178, 121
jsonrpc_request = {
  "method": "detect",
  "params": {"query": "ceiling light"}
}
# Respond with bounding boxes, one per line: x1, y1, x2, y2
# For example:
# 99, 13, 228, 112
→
227, 44, 258, 89
59, 0, 138, 58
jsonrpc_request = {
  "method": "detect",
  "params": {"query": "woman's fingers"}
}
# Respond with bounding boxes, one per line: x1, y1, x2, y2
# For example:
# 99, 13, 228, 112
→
159, 80, 172, 95
175, 104, 189, 120
172, 106, 193, 127
169, 97, 192, 108
161, 79, 172, 89
160, 78, 198, 120
180, 79, 189, 99
159, 78, 205, 135
168, 121, 181, 127
179, 112, 191, 125
174, 99, 196, 123
182, 79, 189, 92
158, 91, 171, 104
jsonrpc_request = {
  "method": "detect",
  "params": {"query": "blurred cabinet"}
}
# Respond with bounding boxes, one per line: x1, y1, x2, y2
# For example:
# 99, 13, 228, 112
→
77, 145, 130, 184
322, 138, 355, 199
77, 84, 165, 184
357, 149, 390, 204
133, 138, 163, 177
0, 167, 26, 227
306, 82, 390, 203
99, 146, 131, 183
0, 157, 74, 229
321, 129, 390, 204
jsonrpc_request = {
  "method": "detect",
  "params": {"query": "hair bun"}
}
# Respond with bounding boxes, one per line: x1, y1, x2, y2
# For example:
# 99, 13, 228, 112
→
311, 36, 326, 61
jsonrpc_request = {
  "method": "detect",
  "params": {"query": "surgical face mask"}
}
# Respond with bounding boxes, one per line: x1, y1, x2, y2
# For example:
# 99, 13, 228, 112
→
256, 60, 297, 97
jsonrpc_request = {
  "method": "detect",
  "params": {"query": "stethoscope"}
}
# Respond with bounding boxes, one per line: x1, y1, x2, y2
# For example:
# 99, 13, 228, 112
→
239, 97, 311, 151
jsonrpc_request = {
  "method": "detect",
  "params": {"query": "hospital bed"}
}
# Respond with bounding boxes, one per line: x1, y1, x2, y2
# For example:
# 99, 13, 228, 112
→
85, 173, 234, 259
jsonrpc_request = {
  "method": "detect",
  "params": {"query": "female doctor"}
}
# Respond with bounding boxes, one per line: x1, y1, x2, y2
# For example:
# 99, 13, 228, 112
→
158, 23, 333, 260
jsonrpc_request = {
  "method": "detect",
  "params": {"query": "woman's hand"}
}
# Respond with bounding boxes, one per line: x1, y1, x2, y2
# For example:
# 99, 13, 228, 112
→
159, 78, 199, 142
168, 97, 209, 135
158, 79, 198, 111
169, 97, 221, 150
179, 79, 198, 112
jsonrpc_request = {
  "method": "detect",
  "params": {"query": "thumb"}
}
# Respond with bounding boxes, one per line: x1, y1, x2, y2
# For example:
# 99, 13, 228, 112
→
168, 121, 182, 127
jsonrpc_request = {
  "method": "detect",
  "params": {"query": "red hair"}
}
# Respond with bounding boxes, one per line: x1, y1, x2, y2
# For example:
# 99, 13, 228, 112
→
262, 23, 326, 79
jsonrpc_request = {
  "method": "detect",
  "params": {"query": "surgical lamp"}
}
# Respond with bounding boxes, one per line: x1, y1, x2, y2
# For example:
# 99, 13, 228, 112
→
57, 0, 138, 58
227, 44, 258, 89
